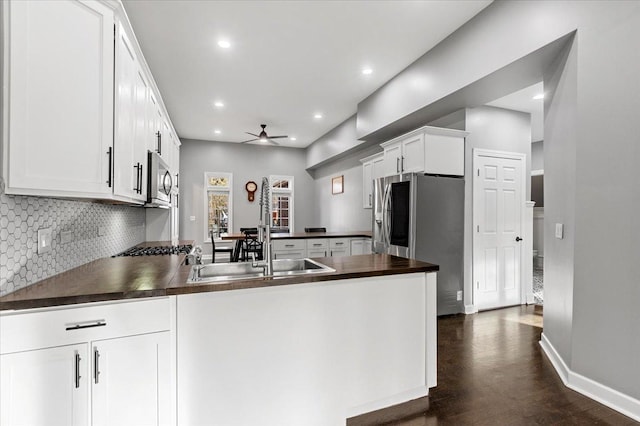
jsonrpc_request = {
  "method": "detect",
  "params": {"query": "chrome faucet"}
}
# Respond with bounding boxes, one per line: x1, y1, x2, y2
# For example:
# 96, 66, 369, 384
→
252, 177, 273, 275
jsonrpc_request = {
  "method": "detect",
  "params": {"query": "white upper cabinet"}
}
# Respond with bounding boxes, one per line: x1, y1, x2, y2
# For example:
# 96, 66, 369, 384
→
2, 0, 179, 203
113, 23, 148, 203
360, 153, 383, 209
378, 126, 468, 178
2, 0, 114, 197
423, 128, 466, 176
381, 133, 425, 176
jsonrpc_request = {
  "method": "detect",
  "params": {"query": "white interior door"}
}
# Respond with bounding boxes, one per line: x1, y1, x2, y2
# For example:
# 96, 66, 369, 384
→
473, 150, 525, 311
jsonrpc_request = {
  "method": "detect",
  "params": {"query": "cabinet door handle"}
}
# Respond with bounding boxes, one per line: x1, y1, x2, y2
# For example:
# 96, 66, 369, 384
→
156, 131, 162, 155
369, 194, 372, 206
139, 164, 144, 194
324, 251, 327, 257
93, 347, 100, 384
75, 352, 81, 389
396, 158, 400, 173
401, 156, 405, 172
175, 173, 179, 188
133, 163, 140, 193
106, 147, 113, 188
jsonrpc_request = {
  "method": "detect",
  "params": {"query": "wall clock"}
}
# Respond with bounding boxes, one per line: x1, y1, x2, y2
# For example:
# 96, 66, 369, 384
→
245, 181, 257, 202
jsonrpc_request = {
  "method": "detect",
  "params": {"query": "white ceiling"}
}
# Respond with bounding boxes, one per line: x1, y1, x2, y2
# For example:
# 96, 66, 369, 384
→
122, 0, 492, 148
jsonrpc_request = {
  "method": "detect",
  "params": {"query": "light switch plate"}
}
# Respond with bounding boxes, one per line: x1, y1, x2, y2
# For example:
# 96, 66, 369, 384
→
37, 227, 52, 254
456, 291, 463, 301
555, 223, 564, 239
189, 216, 196, 221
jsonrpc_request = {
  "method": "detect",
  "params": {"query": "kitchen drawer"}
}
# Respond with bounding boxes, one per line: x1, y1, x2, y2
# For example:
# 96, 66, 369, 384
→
272, 239, 306, 251
306, 239, 328, 250
0, 297, 171, 354
329, 238, 350, 249
273, 250, 306, 260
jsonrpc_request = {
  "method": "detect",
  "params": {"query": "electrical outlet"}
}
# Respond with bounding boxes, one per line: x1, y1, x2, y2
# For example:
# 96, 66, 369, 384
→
555, 223, 564, 239
37, 227, 53, 254
61, 230, 74, 244
189, 216, 196, 221
456, 290, 463, 301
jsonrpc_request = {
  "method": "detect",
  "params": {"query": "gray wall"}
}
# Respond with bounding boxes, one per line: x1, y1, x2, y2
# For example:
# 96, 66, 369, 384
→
462, 106, 532, 310
306, 115, 364, 170
310, 145, 380, 233
316, 0, 640, 404
179, 139, 316, 247
531, 140, 544, 171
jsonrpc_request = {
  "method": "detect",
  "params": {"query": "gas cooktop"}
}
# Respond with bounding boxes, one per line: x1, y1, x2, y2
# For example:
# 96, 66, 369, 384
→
113, 244, 193, 257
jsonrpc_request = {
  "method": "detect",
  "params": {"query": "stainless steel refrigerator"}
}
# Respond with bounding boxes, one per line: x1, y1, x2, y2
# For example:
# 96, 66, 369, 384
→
372, 174, 464, 315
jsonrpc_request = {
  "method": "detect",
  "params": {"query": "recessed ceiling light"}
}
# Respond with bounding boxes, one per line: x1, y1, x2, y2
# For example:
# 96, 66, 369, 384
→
214, 129, 221, 134
214, 101, 224, 108
362, 67, 373, 75
314, 113, 323, 119
217, 40, 231, 49
290, 137, 297, 141
533, 93, 544, 100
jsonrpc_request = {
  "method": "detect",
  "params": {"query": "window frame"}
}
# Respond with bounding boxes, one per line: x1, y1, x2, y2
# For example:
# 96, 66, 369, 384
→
269, 175, 294, 232
203, 172, 233, 242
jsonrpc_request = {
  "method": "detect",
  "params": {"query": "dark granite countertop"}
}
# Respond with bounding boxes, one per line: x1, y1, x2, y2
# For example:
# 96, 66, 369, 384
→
0, 241, 437, 311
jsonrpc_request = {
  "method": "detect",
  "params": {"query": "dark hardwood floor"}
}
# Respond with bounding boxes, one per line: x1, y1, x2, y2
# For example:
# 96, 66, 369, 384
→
350, 305, 638, 425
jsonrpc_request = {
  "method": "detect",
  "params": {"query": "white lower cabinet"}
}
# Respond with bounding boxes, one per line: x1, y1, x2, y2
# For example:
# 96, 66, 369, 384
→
306, 239, 328, 258
1, 344, 90, 426
329, 238, 351, 257
92, 332, 170, 426
350, 238, 372, 255
0, 298, 173, 426
272, 239, 306, 260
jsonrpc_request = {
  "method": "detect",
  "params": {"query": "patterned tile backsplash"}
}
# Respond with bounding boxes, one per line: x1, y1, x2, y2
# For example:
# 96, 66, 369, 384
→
0, 178, 146, 296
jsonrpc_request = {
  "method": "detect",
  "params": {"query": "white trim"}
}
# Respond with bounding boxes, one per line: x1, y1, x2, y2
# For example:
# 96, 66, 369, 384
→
464, 304, 478, 314
540, 333, 640, 422
345, 386, 428, 418
472, 148, 527, 311
531, 169, 544, 176
203, 172, 233, 242
269, 175, 294, 231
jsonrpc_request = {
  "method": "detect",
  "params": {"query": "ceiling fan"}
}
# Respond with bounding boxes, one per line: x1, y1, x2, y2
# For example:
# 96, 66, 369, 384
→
241, 124, 288, 145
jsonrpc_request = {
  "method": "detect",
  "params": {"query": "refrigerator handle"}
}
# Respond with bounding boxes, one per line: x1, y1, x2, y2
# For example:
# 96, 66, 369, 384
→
383, 183, 392, 245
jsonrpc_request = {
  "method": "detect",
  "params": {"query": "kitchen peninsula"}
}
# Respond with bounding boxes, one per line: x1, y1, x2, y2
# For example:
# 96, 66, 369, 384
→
0, 251, 438, 425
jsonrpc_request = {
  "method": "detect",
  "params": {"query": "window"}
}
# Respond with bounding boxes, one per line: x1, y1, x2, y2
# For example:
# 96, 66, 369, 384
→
270, 175, 294, 232
204, 172, 232, 240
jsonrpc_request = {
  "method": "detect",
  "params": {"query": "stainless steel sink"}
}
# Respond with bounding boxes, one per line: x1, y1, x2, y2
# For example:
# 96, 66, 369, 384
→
188, 258, 335, 284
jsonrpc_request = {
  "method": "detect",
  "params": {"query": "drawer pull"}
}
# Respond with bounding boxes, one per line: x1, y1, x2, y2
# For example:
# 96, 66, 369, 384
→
313, 243, 322, 247
335, 242, 344, 245
285, 244, 295, 248
66, 320, 106, 331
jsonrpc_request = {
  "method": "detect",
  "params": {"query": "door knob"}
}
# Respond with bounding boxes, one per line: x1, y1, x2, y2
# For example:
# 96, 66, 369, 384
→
515, 236, 523, 242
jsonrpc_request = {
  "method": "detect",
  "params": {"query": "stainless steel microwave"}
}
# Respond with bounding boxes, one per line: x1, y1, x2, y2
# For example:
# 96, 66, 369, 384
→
146, 151, 172, 208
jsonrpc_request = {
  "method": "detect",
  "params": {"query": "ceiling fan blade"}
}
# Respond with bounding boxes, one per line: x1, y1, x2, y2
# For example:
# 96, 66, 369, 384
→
268, 135, 288, 139
245, 132, 260, 137
240, 138, 259, 143
268, 139, 280, 145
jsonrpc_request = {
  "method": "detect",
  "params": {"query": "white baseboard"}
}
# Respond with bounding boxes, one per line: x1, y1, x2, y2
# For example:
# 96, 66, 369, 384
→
540, 333, 640, 422
345, 386, 428, 418
464, 304, 477, 314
